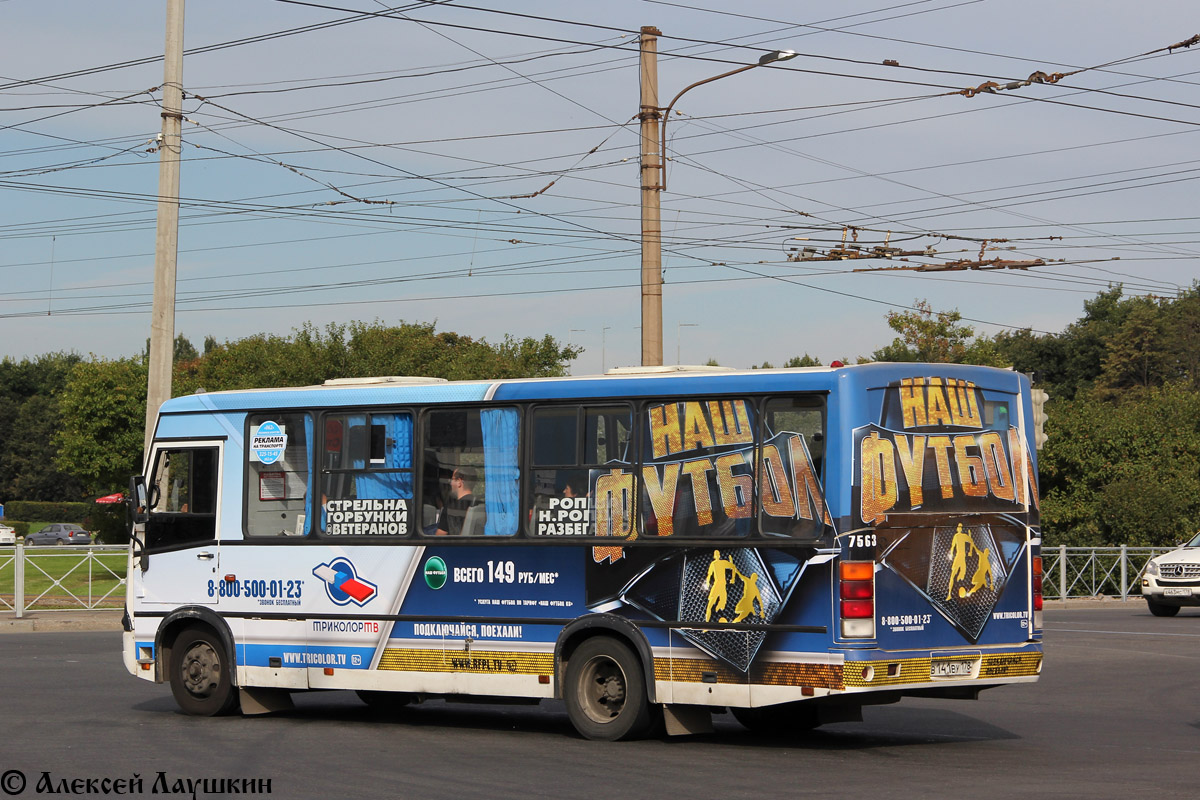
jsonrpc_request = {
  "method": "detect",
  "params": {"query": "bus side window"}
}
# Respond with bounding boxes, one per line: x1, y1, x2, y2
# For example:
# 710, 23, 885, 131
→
319, 412, 414, 537
146, 446, 219, 551
530, 405, 632, 538
245, 413, 312, 537
423, 407, 520, 537
760, 396, 827, 540
637, 398, 755, 539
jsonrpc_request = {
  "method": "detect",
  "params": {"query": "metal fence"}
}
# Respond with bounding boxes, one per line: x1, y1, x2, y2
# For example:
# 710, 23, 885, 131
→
0, 541, 127, 616
1042, 545, 1172, 602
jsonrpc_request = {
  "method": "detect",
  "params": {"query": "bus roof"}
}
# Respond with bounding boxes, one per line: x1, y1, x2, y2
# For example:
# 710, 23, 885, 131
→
157, 361, 1024, 414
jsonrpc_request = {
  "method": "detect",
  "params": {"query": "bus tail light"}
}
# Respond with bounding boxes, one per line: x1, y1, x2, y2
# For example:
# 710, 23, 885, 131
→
1032, 556, 1043, 611
839, 561, 875, 638
1032, 555, 1044, 629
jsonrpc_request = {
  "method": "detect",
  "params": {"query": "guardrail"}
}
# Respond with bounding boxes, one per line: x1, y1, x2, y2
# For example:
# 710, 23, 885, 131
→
0, 540, 127, 616
1042, 545, 1171, 602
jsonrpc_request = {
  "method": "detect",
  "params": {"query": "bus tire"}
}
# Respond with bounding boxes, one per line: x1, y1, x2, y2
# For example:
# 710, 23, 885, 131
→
564, 636, 653, 741
732, 702, 820, 734
1147, 598, 1181, 617
169, 626, 239, 716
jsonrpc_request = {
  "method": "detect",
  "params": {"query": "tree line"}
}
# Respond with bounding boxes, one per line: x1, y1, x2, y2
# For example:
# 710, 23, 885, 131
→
3, 291, 1198, 548
1, 321, 577, 506
865, 287, 1200, 548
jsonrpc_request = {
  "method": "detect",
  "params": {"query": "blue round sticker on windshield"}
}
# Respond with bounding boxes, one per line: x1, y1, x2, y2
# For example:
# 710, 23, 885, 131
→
251, 420, 287, 465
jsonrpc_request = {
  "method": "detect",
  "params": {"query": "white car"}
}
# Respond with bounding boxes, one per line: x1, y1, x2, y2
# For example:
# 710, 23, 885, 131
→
0, 524, 15, 545
1142, 531, 1200, 616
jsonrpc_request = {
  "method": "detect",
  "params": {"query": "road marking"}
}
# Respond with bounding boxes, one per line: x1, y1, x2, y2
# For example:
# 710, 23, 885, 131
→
1045, 626, 1200, 638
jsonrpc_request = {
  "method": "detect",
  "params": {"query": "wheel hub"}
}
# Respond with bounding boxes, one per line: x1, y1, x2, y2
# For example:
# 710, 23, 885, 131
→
580, 656, 627, 722
181, 643, 219, 698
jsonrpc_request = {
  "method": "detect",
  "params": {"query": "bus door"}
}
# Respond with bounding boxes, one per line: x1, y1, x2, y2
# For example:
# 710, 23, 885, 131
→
138, 441, 223, 606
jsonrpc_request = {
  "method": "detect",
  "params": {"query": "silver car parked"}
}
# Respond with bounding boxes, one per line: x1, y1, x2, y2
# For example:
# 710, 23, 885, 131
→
24, 523, 92, 546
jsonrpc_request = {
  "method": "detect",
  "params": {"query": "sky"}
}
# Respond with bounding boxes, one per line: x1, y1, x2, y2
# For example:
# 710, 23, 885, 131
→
1, 0, 1198, 375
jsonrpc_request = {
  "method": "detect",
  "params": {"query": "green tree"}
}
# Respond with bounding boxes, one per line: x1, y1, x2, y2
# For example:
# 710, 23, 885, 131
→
1039, 383, 1200, 546
991, 327, 1065, 385
868, 299, 1006, 366
1164, 286, 1200, 388
1022, 286, 1135, 399
175, 321, 580, 394
4, 395, 83, 501
54, 358, 148, 496
0, 352, 84, 502
143, 334, 200, 365
1095, 296, 1169, 396
48, 322, 579, 496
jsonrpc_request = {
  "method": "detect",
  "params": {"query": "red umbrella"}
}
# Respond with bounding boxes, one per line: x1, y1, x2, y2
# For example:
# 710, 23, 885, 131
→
95, 493, 125, 504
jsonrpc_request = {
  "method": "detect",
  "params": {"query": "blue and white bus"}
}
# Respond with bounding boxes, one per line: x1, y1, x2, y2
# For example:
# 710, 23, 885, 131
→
123, 362, 1043, 740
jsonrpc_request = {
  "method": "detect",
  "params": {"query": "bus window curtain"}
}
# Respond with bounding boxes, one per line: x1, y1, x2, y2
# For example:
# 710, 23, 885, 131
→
352, 414, 413, 500
481, 408, 519, 536
390, 414, 414, 496
304, 415, 314, 535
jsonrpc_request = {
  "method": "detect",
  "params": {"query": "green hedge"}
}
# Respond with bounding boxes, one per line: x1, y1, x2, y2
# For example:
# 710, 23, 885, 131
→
90, 502, 130, 545
4, 501, 91, 523
3, 501, 128, 543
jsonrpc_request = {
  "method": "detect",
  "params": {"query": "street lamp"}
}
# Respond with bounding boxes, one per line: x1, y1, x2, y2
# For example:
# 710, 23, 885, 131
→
659, 49, 796, 192
602, 326, 612, 373
639, 27, 795, 367
676, 322, 698, 365
567, 329, 585, 375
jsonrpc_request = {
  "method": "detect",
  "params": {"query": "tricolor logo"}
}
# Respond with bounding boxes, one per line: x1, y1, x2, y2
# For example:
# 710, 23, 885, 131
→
313, 558, 378, 606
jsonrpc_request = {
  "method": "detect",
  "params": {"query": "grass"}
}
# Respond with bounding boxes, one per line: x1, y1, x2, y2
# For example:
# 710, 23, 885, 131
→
0, 547, 127, 610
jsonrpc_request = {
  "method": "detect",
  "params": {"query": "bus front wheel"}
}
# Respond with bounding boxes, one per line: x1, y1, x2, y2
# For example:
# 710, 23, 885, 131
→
169, 626, 239, 716
564, 636, 653, 741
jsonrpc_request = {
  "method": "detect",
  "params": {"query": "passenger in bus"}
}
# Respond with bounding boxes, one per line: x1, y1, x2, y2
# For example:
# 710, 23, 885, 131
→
435, 466, 481, 536
562, 474, 587, 499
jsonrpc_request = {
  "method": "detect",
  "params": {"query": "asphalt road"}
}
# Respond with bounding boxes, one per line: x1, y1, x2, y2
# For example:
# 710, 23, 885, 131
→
1, 606, 1196, 799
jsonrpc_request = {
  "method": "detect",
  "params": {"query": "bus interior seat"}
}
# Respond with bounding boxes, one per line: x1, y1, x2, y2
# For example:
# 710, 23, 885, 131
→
462, 503, 486, 537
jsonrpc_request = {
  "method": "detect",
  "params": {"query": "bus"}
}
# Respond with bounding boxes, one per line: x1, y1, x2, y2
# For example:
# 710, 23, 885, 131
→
123, 362, 1043, 740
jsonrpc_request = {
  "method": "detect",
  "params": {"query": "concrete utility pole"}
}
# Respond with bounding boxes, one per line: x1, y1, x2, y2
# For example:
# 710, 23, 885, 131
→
638, 26, 664, 367
637, 29, 794, 368
144, 0, 185, 458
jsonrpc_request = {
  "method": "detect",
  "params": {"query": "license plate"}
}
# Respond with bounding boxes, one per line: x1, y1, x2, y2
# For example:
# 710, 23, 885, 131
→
930, 659, 974, 679
1163, 587, 1192, 597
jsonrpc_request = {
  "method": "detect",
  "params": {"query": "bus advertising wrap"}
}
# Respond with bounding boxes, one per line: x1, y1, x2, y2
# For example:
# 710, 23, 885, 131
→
578, 399, 837, 672
852, 377, 1040, 643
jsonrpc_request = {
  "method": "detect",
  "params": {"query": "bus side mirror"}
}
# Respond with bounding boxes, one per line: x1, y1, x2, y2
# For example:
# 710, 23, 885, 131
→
129, 475, 149, 526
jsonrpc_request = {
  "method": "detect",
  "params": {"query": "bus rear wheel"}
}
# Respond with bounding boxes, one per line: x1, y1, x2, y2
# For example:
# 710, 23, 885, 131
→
169, 626, 239, 716
564, 636, 653, 741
